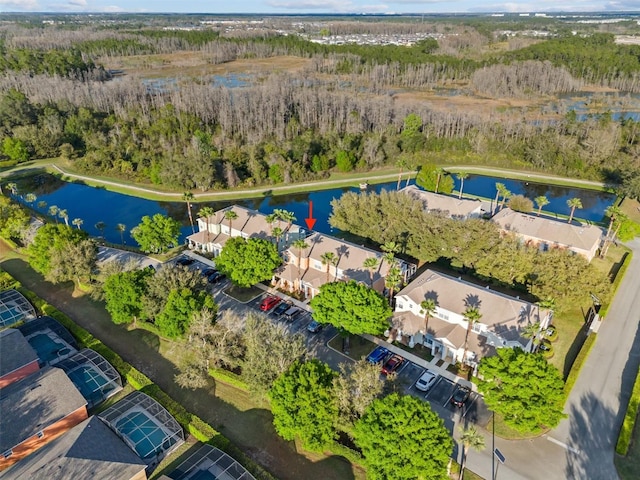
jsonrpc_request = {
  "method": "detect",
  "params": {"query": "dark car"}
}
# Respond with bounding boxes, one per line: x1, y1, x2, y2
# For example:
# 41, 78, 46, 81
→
366, 346, 390, 365
201, 268, 217, 277
272, 301, 292, 316
259, 295, 281, 312
207, 272, 224, 284
307, 320, 323, 333
282, 306, 303, 322
381, 354, 405, 375
176, 257, 195, 266
538, 340, 553, 352
450, 385, 471, 408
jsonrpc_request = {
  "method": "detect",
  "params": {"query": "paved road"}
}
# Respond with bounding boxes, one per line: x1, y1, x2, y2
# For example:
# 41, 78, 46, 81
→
465, 239, 640, 480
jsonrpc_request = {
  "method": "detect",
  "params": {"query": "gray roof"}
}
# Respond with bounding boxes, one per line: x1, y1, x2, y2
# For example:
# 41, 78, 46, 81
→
0, 367, 87, 452
0, 417, 146, 480
0, 329, 38, 378
168, 444, 256, 480
400, 185, 485, 218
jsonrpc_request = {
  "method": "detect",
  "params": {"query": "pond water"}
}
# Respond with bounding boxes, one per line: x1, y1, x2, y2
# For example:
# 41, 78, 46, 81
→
556, 91, 640, 122
18, 174, 616, 246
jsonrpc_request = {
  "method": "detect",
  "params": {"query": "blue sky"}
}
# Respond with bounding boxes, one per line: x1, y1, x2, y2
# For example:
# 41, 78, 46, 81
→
1, 0, 639, 14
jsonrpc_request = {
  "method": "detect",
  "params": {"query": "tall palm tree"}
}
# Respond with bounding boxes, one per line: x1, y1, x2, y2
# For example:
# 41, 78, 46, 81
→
461, 306, 482, 367
396, 158, 406, 190
183, 192, 195, 234
604, 205, 623, 240
197, 206, 215, 246
385, 264, 402, 304
58, 209, 69, 227
72, 218, 83, 230
272, 226, 284, 249
534, 195, 549, 217
24, 192, 37, 205
95, 221, 106, 238
363, 257, 379, 287
292, 238, 309, 292
536, 297, 556, 312
602, 208, 628, 258
566, 197, 583, 223
419, 298, 437, 342
499, 186, 512, 210
265, 213, 278, 238
6, 182, 18, 195
434, 168, 445, 193
494, 182, 504, 212
37, 200, 47, 210
321, 251, 337, 282
48, 205, 59, 224
224, 209, 238, 236
116, 223, 126, 245
278, 210, 297, 232
522, 321, 542, 350
456, 171, 469, 199
458, 426, 485, 480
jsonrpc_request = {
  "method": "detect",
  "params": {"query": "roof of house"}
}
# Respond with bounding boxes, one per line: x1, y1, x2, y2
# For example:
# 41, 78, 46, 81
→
492, 208, 603, 252
201, 205, 302, 238
400, 185, 485, 218
396, 269, 544, 342
0, 417, 146, 480
167, 444, 256, 480
0, 329, 38, 378
291, 232, 390, 285
0, 367, 87, 452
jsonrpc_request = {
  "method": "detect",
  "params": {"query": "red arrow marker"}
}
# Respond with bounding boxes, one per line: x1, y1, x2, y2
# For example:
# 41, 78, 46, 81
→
305, 201, 317, 230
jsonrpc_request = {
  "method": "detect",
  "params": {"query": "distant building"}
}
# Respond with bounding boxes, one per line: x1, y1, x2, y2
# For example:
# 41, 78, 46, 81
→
492, 208, 603, 262
0, 417, 147, 480
0, 367, 88, 471
0, 329, 39, 388
400, 185, 488, 219
187, 205, 305, 256
391, 269, 551, 367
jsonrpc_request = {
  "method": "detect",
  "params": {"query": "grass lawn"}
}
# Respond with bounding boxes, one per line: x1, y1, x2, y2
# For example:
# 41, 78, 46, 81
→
328, 334, 376, 361
224, 285, 264, 303
620, 197, 640, 224
615, 410, 640, 480
487, 413, 547, 440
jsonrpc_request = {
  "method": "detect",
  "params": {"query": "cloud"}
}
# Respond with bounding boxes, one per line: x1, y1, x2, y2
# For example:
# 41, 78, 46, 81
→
267, 0, 352, 10
67, 0, 87, 5
0, 0, 40, 9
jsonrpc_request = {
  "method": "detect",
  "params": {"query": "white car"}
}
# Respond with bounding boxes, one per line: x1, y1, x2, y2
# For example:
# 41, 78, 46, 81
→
415, 370, 438, 392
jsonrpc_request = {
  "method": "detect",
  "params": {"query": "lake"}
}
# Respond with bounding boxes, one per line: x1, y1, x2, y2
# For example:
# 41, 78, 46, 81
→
18, 174, 616, 246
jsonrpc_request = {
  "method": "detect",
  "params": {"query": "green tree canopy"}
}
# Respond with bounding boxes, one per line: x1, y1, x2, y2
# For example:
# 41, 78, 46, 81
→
478, 347, 566, 433
353, 393, 453, 480
269, 359, 338, 451
215, 237, 281, 288
416, 163, 454, 194
309, 280, 392, 335
0, 195, 29, 240
155, 287, 216, 339
131, 213, 181, 254
103, 269, 153, 325
142, 263, 205, 320
334, 359, 385, 424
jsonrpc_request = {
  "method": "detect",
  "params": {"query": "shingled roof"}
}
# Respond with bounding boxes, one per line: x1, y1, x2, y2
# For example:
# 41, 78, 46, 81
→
0, 329, 38, 379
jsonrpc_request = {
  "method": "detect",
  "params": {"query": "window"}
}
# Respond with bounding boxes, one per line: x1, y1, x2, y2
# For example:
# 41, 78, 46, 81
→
472, 323, 484, 334
2, 450, 12, 459
37, 431, 44, 439
438, 312, 449, 321
313, 261, 322, 270
397, 302, 404, 310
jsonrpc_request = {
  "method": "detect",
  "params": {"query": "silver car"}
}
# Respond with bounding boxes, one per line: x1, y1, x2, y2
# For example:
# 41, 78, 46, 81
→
415, 370, 438, 392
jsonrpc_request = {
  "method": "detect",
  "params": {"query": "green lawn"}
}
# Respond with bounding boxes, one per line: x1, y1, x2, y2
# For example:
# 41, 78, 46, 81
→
328, 334, 376, 361
615, 412, 640, 480
487, 413, 547, 440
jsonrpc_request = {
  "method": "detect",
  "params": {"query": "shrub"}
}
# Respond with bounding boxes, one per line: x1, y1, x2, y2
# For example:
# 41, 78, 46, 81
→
564, 334, 596, 394
616, 368, 640, 455
209, 368, 249, 391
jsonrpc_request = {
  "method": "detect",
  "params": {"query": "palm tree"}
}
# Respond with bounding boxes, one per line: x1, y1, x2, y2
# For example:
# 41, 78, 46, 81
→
95, 221, 106, 238
602, 207, 628, 257
458, 426, 485, 480
499, 186, 512, 210
566, 197, 583, 223
536, 297, 556, 312
278, 210, 296, 232
197, 206, 215, 246
72, 218, 83, 230
522, 321, 542, 350
272, 226, 284, 249
363, 257, 379, 287
604, 205, 624, 240
116, 223, 126, 245
461, 306, 482, 367
434, 168, 445, 193
183, 192, 195, 234
456, 171, 469, 199
494, 182, 504, 212
24, 192, 37, 206
48, 205, 59, 224
265, 213, 278, 238
534, 195, 549, 217
321, 251, 337, 282
58, 209, 69, 227
419, 298, 437, 342
385, 264, 402, 304
396, 158, 406, 190
37, 200, 47, 210
6, 182, 18, 195
292, 238, 309, 291
224, 209, 238, 236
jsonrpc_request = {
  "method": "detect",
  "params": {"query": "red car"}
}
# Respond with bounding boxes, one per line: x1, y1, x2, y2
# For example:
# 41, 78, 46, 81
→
381, 354, 405, 375
259, 295, 281, 312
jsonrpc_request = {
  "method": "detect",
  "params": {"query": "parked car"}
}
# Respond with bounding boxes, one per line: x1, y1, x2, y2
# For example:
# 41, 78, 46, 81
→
366, 346, 390, 365
381, 354, 405, 375
201, 268, 217, 277
450, 385, 471, 408
545, 325, 557, 337
207, 272, 224, 284
538, 340, 553, 352
176, 257, 195, 266
259, 295, 281, 312
307, 320, 323, 333
272, 301, 292, 316
282, 306, 303, 322
415, 370, 438, 392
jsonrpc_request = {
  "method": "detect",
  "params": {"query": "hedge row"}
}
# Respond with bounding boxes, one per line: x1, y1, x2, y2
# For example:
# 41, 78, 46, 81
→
209, 368, 249, 391
16, 287, 277, 480
616, 367, 640, 455
564, 334, 596, 396
600, 250, 633, 319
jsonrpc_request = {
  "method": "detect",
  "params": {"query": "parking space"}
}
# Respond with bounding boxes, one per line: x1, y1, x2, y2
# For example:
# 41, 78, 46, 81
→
426, 376, 457, 406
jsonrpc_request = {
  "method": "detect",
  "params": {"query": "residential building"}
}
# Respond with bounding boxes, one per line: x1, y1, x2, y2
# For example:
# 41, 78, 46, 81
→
187, 205, 305, 256
400, 185, 488, 219
274, 232, 416, 299
0, 367, 88, 471
0, 417, 147, 480
165, 444, 255, 480
492, 208, 603, 262
0, 329, 39, 389
0, 289, 36, 329
392, 269, 551, 367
